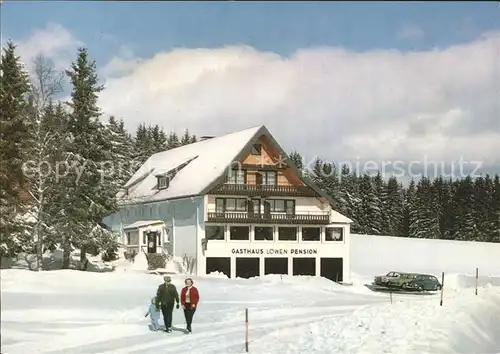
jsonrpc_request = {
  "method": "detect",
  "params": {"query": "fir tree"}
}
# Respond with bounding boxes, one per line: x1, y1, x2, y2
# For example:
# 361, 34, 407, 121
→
385, 176, 405, 236
0, 41, 32, 257
107, 116, 135, 187
339, 164, 362, 232
166, 131, 180, 150
358, 174, 382, 234
58, 47, 118, 269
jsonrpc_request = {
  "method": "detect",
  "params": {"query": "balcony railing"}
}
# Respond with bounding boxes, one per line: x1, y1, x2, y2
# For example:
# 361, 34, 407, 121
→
211, 184, 318, 197
206, 210, 330, 225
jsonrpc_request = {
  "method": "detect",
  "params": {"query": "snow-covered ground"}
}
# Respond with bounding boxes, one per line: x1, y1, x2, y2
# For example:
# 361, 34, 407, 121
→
2, 235, 500, 353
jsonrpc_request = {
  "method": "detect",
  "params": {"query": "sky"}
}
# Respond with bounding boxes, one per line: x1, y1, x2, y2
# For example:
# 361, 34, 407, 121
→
2, 1, 500, 179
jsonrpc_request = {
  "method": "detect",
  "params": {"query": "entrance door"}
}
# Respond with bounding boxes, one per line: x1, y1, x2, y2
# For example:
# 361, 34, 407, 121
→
147, 231, 157, 253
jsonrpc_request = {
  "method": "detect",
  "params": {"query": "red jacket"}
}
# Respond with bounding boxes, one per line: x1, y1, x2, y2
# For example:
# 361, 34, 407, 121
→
180, 286, 199, 307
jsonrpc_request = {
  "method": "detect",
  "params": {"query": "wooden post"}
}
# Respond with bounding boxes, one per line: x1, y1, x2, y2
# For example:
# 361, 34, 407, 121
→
390, 290, 393, 304
245, 308, 249, 352
475, 268, 478, 295
440, 272, 444, 306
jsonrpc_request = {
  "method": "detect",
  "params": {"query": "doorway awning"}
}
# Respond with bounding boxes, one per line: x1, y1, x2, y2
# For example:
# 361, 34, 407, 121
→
123, 220, 165, 230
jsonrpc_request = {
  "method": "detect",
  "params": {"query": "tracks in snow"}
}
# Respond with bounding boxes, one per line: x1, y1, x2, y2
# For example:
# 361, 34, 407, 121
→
10, 304, 367, 354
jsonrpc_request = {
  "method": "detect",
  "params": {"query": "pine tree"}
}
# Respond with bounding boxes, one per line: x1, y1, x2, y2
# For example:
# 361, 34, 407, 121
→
358, 174, 383, 234
288, 150, 303, 176
339, 164, 362, 232
411, 178, 440, 238
451, 176, 477, 241
488, 174, 500, 242
57, 47, 118, 269
0, 41, 32, 257
385, 176, 405, 236
403, 180, 417, 237
472, 176, 490, 241
107, 116, 135, 187
373, 172, 391, 235
150, 125, 167, 153
133, 123, 151, 168
166, 131, 180, 150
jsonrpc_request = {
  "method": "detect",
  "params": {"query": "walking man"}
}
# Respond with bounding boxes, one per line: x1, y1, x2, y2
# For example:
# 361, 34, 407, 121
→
155, 275, 180, 332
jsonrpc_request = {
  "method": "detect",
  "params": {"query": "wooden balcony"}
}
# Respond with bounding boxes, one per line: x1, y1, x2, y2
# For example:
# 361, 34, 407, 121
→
210, 183, 318, 197
206, 211, 330, 225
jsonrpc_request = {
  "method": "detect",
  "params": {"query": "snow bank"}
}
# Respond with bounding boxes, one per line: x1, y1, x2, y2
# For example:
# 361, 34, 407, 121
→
130, 251, 148, 271
351, 234, 500, 277
252, 288, 500, 353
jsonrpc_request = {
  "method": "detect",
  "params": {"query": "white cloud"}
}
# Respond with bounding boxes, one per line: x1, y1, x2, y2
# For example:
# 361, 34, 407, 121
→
15, 22, 83, 71
397, 24, 425, 41
98, 31, 500, 170
13, 23, 500, 172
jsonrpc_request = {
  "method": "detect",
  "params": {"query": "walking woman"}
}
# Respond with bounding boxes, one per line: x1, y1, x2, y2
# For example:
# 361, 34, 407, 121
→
180, 278, 199, 333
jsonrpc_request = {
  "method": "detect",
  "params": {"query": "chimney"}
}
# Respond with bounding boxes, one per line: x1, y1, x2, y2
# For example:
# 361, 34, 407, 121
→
200, 136, 215, 141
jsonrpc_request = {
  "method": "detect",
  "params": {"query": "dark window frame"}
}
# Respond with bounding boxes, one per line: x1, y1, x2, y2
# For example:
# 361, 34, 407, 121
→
158, 176, 169, 189
215, 198, 247, 212
266, 199, 295, 213
251, 144, 262, 155
278, 226, 298, 241
226, 168, 247, 184
229, 225, 250, 241
302, 227, 321, 241
205, 225, 226, 240
325, 227, 344, 241
258, 170, 277, 186
254, 226, 274, 241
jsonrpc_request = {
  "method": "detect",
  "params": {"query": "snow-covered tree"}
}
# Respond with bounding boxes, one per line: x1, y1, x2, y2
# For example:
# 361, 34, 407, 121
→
23, 55, 66, 269
55, 47, 118, 269
0, 41, 32, 257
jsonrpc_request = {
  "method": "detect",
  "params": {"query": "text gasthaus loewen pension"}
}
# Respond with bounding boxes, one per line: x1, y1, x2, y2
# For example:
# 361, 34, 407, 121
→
231, 248, 318, 255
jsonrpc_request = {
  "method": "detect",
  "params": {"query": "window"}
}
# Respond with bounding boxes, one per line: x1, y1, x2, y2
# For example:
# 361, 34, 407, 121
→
157, 233, 161, 246
302, 227, 321, 241
259, 171, 277, 185
126, 209, 129, 217
206, 225, 225, 240
251, 144, 261, 155
215, 198, 247, 212
142, 233, 146, 244
158, 176, 169, 189
266, 199, 295, 213
251, 199, 260, 215
254, 226, 274, 241
227, 168, 246, 184
126, 232, 131, 245
149, 206, 153, 218
230, 226, 250, 241
278, 227, 297, 241
325, 227, 343, 241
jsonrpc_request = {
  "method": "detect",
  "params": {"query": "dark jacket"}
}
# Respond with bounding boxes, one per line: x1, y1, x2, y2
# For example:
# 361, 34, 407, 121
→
155, 283, 179, 308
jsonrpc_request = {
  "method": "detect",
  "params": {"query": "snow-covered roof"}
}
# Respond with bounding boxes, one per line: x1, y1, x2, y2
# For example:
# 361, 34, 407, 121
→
119, 125, 264, 204
123, 220, 165, 230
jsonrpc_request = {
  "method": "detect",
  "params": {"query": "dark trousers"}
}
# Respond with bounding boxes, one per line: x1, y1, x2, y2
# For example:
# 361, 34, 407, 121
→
184, 302, 196, 329
161, 303, 174, 329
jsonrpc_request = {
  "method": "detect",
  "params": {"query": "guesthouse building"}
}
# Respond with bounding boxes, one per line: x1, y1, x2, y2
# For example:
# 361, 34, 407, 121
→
103, 125, 353, 283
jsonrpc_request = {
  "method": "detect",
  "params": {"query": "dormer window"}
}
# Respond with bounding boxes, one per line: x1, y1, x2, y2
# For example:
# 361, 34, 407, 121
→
158, 176, 169, 189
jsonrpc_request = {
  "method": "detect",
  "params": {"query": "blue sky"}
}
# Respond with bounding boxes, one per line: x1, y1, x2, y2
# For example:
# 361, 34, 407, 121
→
2, 1, 499, 175
3, 1, 499, 66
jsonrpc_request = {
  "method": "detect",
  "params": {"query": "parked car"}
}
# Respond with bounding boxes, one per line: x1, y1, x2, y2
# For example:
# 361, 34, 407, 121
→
373, 271, 410, 287
400, 274, 442, 292
373, 271, 442, 292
